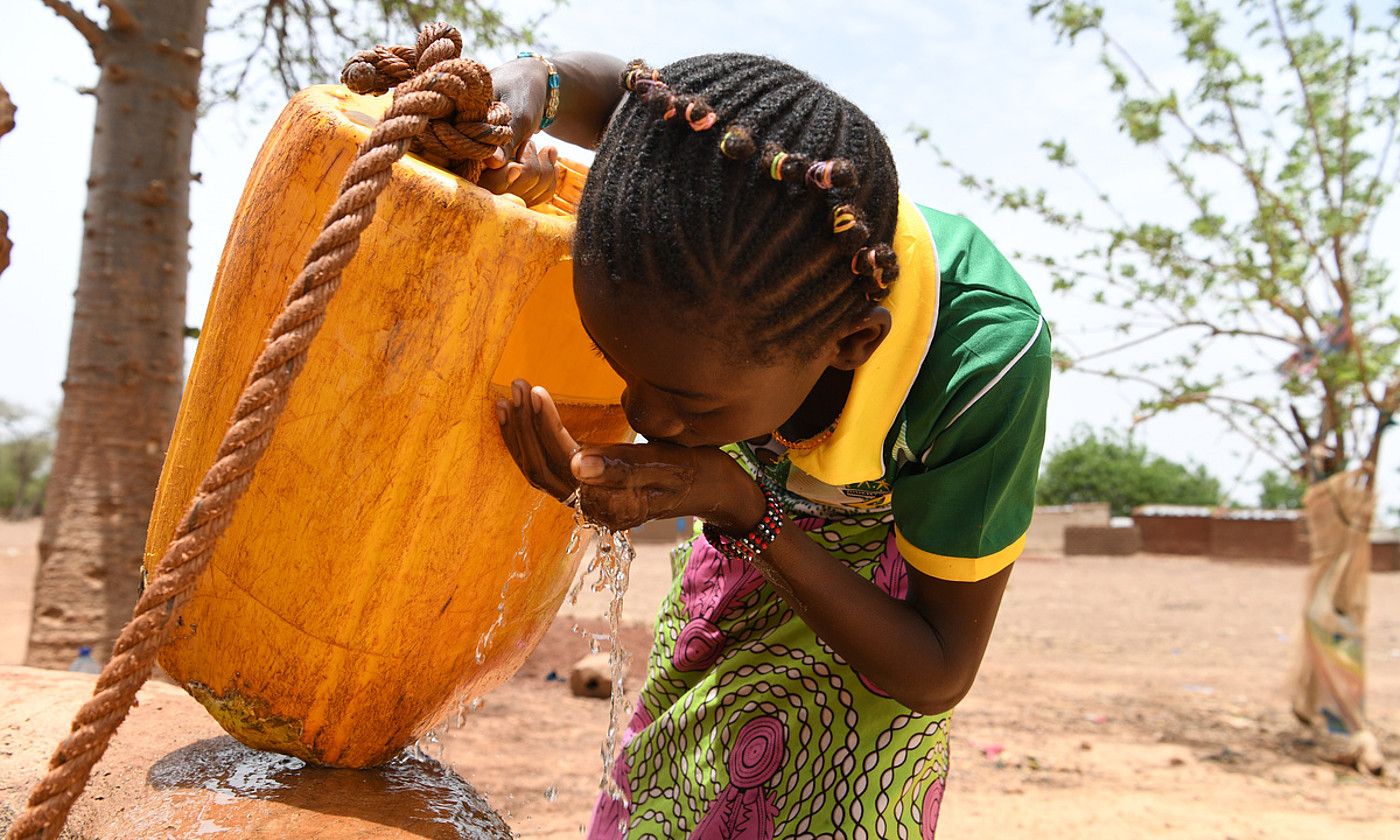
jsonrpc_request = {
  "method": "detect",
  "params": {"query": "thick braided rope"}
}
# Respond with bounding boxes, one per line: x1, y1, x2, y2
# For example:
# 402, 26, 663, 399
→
3, 24, 509, 840
341, 21, 512, 181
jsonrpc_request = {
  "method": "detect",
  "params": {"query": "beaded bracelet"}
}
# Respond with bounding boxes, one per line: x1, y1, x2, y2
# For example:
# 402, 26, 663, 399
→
516, 51, 561, 130
701, 477, 787, 562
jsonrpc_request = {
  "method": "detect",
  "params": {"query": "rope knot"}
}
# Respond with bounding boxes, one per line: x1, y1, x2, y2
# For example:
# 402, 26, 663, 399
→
339, 22, 511, 182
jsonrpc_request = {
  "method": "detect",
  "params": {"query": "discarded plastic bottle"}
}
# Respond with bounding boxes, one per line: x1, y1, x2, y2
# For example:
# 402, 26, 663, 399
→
67, 646, 101, 674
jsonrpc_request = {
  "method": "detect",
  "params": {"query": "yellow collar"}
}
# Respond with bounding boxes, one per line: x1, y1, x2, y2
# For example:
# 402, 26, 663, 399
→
787, 195, 940, 485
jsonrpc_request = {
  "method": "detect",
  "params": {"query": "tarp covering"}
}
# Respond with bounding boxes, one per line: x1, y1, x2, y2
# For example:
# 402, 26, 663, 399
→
1289, 468, 1384, 771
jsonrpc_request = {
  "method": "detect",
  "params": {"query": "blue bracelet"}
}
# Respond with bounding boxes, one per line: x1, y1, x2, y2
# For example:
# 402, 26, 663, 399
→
517, 51, 560, 130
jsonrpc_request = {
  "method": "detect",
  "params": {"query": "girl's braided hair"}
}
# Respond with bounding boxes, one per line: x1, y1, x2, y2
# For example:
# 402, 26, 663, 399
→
574, 53, 901, 358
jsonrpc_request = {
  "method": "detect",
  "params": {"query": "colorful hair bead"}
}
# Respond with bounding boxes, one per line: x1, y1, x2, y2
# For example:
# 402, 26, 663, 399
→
806, 160, 835, 190
622, 61, 661, 92
769, 151, 789, 181
852, 247, 889, 288
720, 125, 756, 160
685, 101, 718, 131
832, 205, 859, 234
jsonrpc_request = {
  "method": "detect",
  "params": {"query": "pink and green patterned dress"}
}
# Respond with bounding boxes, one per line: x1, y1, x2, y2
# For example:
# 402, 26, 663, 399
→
588, 198, 1051, 838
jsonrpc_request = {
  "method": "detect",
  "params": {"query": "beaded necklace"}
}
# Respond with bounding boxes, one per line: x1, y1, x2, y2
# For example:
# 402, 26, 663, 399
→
770, 415, 841, 452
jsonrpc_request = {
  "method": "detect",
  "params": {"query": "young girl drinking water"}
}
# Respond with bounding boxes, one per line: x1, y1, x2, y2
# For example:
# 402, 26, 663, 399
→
491, 50, 1050, 839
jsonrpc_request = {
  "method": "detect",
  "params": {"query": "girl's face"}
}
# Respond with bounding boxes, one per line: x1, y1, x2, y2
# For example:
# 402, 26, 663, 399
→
575, 270, 889, 448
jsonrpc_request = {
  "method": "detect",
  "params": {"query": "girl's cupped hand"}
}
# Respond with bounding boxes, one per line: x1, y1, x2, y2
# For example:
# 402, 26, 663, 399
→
496, 379, 765, 533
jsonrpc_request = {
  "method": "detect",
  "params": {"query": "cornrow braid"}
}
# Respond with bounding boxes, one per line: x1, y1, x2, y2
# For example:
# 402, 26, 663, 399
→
719, 124, 757, 160
831, 203, 871, 249
763, 142, 812, 184
623, 60, 719, 132
577, 53, 902, 357
851, 243, 900, 302
805, 158, 858, 191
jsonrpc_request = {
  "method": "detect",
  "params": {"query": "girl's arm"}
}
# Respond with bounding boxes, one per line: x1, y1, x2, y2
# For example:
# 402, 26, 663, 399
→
479, 52, 626, 201
755, 509, 1012, 715
491, 51, 628, 152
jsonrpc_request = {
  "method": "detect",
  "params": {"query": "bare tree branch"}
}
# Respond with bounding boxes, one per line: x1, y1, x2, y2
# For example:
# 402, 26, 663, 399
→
1072, 363, 1307, 459
38, 0, 105, 55
100, 0, 138, 33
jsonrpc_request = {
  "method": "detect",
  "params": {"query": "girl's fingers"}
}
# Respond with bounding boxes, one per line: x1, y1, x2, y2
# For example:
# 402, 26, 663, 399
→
510, 142, 542, 194
510, 379, 549, 477
530, 386, 579, 465
498, 384, 566, 500
497, 397, 526, 469
512, 380, 572, 498
477, 161, 524, 194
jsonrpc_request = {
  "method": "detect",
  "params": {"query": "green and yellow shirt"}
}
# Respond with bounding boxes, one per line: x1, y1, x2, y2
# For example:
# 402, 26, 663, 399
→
738, 195, 1051, 582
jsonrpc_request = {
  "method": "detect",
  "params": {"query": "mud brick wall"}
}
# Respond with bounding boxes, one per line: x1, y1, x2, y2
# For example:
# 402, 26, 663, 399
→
1374, 541, 1400, 573
1136, 515, 1212, 555
1027, 503, 1111, 554
1209, 517, 1308, 564
1064, 524, 1142, 556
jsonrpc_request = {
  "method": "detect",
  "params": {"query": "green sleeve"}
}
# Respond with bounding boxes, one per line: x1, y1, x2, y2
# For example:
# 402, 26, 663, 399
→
891, 316, 1050, 581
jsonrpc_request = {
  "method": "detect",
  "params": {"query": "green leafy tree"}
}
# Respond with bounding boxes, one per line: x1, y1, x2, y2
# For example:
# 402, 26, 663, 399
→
1037, 427, 1223, 516
918, 1, 1399, 504
1258, 468, 1306, 508
27, 0, 547, 667
0, 400, 54, 519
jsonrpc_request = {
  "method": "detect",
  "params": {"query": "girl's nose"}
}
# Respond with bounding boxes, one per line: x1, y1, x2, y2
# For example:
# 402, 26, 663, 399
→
621, 388, 686, 442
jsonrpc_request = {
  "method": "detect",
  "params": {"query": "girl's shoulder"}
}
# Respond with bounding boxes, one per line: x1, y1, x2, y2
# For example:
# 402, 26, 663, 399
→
898, 203, 1051, 455
916, 202, 1040, 319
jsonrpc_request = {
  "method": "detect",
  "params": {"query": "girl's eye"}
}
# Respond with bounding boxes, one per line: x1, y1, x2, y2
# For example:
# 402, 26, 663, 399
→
587, 340, 606, 360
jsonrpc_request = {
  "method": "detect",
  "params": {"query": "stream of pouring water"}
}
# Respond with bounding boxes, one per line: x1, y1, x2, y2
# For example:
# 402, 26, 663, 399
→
412, 493, 636, 815
563, 495, 636, 811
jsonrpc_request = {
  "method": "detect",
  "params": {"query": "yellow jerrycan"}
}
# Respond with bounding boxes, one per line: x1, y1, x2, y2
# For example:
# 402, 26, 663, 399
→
142, 85, 630, 768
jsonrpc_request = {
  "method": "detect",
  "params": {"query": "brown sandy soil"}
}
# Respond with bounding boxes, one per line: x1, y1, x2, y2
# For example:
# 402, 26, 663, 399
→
3, 520, 1399, 838
0, 519, 39, 665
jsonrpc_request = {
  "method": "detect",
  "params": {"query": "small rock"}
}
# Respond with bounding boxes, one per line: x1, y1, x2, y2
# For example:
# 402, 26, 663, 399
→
1079, 741, 1092, 751
569, 653, 614, 699
1169, 756, 1187, 767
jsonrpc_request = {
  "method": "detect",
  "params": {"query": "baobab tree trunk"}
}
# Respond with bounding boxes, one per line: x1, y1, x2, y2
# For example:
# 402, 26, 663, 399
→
26, 0, 210, 668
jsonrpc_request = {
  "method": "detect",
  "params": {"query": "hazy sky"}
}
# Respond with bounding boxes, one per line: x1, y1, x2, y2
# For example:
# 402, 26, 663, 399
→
1, 0, 1396, 517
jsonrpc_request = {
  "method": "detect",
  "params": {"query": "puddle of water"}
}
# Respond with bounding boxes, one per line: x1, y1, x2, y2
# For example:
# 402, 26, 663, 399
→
146, 737, 508, 837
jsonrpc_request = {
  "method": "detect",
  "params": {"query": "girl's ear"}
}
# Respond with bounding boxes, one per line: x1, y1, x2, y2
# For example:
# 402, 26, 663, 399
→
828, 306, 892, 371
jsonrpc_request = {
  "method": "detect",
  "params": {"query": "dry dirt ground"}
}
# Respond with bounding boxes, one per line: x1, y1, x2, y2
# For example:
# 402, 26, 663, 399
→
3, 517, 1399, 838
